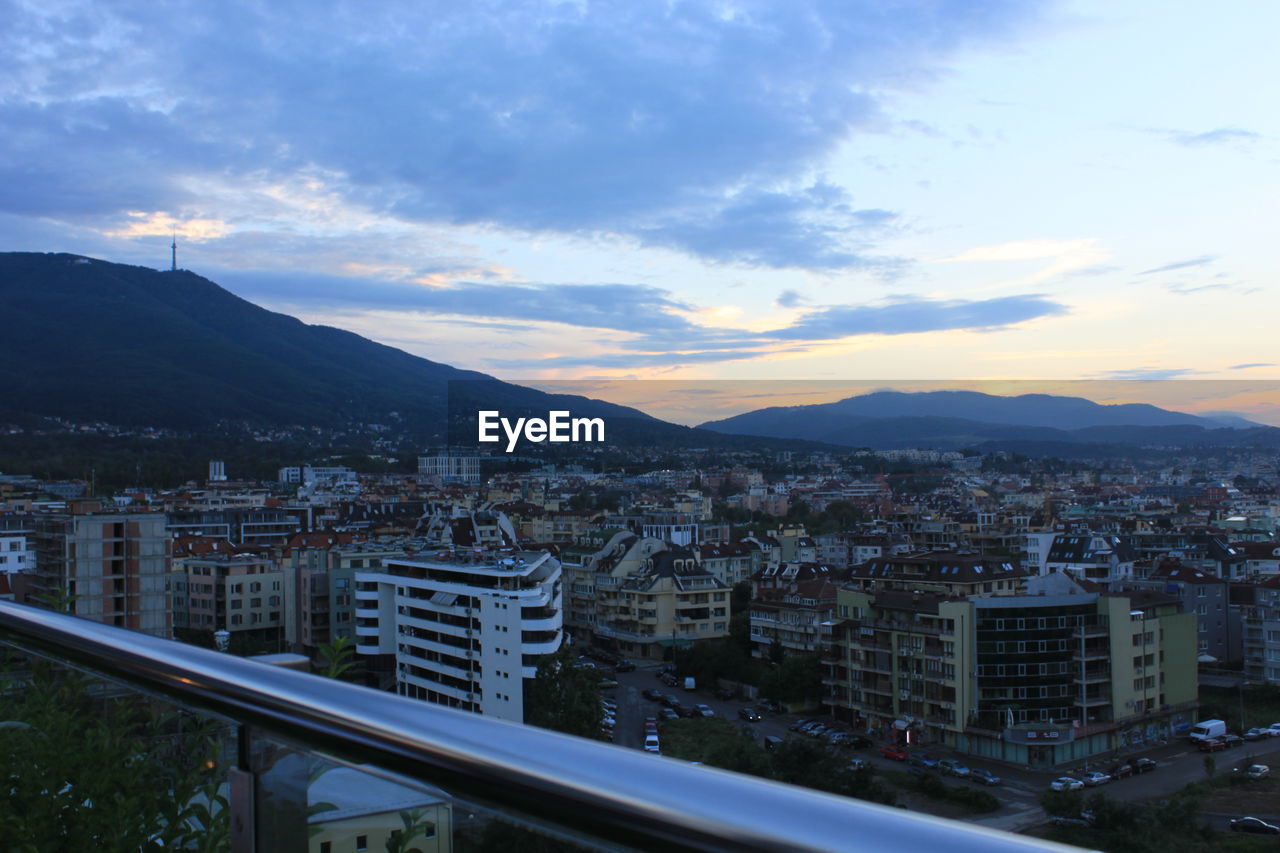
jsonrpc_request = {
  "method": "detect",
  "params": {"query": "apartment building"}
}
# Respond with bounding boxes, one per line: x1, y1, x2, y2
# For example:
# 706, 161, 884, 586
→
354, 549, 562, 723
1127, 559, 1237, 663
844, 551, 1030, 598
748, 563, 838, 657
1237, 575, 1280, 683
0, 526, 33, 574
563, 531, 730, 659
693, 541, 759, 586
172, 552, 285, 650
824, 573, 1197, 768
1043, 533, 1136, 586
33, 509, 171, 636
281, 534, 403, 652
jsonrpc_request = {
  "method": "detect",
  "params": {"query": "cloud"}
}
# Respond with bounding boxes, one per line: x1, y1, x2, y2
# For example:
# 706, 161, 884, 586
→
1169, 128, 1260, 147
1229, 363, 1275, 370
225, 267, 1066, 368
1092, 368, 1197, 380
938, 238, 1096, 263
1138, 255, 1217, 275
223, 272, 695, 334
775, 289, 807, 308
0, 0, 1047, 271
768, 294, 1066, 340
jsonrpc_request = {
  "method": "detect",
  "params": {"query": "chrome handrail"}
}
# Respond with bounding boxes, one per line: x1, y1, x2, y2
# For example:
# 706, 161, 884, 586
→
0, 601, 1082, 853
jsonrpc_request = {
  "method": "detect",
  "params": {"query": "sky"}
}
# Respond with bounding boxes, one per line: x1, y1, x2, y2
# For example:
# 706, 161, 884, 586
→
3, 1, 1279, 423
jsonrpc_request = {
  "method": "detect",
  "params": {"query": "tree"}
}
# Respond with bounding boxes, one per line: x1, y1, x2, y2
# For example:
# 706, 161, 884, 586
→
318, 635, 356, 679
0, 655, 229, 851
767, 638, 786, 665
524, 644, 601, 738
1040, 788, 1084, 818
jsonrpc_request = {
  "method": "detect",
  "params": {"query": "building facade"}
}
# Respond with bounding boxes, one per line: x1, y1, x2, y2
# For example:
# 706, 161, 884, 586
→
354, 550, 563, 723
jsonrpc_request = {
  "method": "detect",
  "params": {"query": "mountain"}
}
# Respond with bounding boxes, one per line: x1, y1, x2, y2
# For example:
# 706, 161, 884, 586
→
697, 390, 1280, 450
0, 252, 721, 448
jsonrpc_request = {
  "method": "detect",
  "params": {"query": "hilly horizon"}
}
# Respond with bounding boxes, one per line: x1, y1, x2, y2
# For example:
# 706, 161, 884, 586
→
697, 389, 1280, 451
4, 251, 1278, 457
0, 252, 704, 447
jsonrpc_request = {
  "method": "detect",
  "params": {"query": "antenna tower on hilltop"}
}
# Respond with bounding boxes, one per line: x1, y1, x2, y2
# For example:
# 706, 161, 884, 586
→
171, 231, 177, 271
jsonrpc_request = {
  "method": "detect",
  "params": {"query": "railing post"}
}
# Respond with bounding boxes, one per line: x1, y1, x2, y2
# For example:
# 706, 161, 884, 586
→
229, 724, 310, 853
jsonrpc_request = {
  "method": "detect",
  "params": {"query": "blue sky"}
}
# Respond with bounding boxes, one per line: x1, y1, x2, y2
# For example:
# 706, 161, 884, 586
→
3, 1, 1278, 421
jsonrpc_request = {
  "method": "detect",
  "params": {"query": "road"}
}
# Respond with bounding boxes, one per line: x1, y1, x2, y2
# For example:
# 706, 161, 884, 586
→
598, 662, 1280, 832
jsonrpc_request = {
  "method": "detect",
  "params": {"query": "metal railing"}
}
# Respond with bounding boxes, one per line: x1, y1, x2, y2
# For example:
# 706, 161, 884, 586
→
0, 600, 1084, 853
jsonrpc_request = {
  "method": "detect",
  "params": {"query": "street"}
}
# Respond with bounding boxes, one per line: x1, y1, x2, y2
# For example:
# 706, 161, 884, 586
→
599, 662, 1280, 832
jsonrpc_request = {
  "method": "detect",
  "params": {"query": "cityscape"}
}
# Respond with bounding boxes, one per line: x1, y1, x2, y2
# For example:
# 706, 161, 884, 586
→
3, 1, 1279, 852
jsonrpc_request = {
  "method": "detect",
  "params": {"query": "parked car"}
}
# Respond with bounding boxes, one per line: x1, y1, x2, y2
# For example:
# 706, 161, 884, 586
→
1266, 722, 1280, 737
1198, 737, 1228, 752
659, 672, 679, 687
695, 703, 715, 718
642, 688, 664, 702
1108, 763, 1134, 780
968, 768, 1001, 786
908, 753, 939, 770
845, 735, 872, 749
1229, 816, 1280, 835
662, 694, 681, 708
1132, 758, 1158, 773
614, 660, 636, 672
1222, 734, 1244, 748
677, 704, 698, 719
938, 759, 970, 778
788, 719, 813, 732
738, 707, 762, 722
1244, 764, 1270, 780
1050, 777, 1084, 792
597, 679, 619, 689
658, 708, 679, 721
880, 745, 909, 761
1079, 771, 1111, 787
1243, 727, 1270, 741
643, 734, 660, 754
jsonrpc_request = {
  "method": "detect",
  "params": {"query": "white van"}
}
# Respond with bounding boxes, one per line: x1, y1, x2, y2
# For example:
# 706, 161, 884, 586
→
1188, 719, 1227, 742
644, 733, 660, 753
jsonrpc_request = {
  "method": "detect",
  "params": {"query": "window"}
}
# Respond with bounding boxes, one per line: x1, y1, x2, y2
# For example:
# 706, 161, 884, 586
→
356, 836, 368, 852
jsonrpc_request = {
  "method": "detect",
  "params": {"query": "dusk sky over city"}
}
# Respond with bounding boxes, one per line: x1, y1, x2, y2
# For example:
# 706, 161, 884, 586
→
3, 0, 1278, 421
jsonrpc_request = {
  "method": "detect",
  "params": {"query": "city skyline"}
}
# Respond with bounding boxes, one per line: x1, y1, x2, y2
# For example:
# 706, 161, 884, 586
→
2, 1, 1276, 403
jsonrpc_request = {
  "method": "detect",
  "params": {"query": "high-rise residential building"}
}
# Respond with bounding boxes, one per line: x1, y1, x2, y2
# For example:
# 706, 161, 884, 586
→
823, 572, 1197, 768
354, 550, 562, 723
32, 509, 171, 636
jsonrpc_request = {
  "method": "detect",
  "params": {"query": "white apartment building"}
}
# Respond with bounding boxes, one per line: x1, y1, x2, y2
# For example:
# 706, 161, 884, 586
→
355, 550, 562, 723
0, 532, 33, 574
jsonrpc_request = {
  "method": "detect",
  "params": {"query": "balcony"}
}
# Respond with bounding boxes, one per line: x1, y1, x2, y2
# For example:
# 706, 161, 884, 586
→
1, 600, 1074, 853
